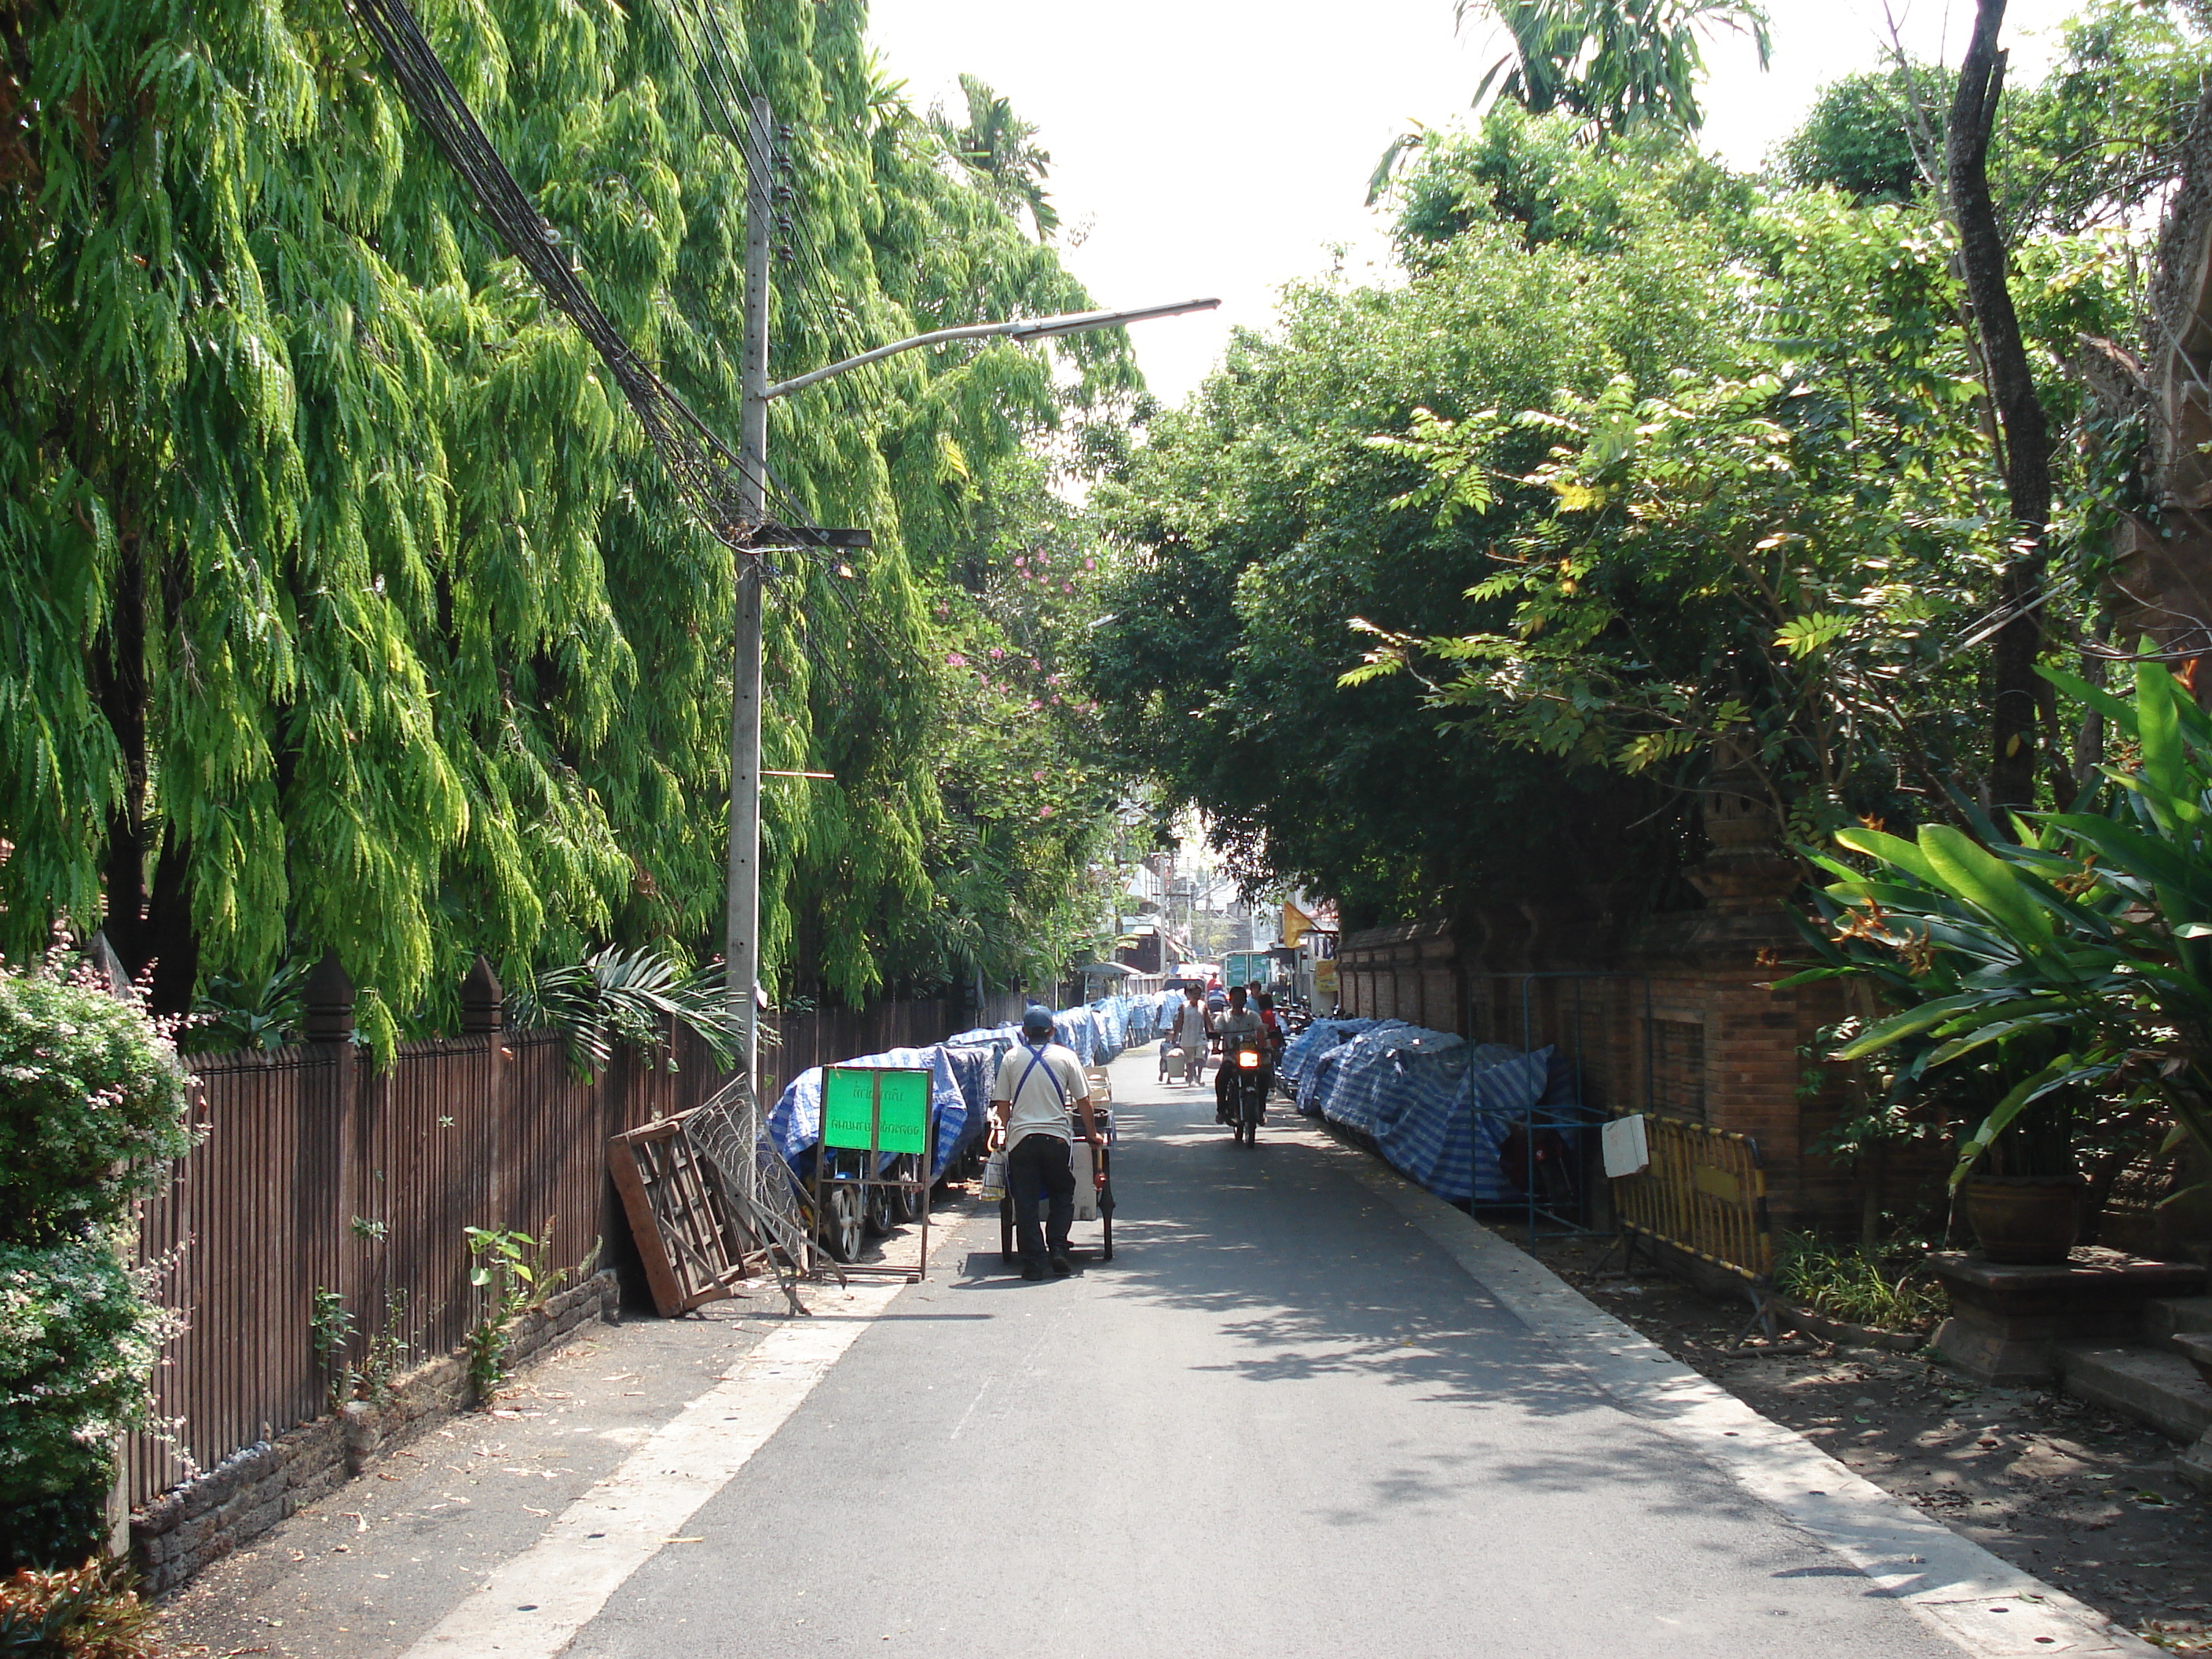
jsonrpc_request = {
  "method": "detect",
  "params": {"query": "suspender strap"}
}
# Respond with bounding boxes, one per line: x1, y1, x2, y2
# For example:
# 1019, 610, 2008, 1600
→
1012, 1042, 1068, 1115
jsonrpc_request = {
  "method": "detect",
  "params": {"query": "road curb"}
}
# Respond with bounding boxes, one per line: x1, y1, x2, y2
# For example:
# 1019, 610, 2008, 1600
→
1276, 1116, 2156, 1659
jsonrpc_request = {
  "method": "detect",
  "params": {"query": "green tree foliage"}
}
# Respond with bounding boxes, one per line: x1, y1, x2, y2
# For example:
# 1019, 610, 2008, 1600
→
1093, 90, 2137, 924
1088, 114, 1746, 921
917, 455, 1124, 989
930, 72, 1060, 240
1774, 4, 2209, 236
1372, 0, 1768, 200
0, 0, 1135, 1027
1391, 104, 1750, 258
1775, 66, 1943, 205
1460, 0, 1770, 140
1350, 189, 2131, 842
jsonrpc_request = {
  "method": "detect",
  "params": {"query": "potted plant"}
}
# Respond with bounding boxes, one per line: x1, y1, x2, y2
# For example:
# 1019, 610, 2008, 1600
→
1945, 1056, 2086, 1264
1787, 659, 2212, 1265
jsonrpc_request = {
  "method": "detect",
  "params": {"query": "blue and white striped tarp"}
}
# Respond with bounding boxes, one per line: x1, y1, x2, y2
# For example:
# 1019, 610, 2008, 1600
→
1304, 1022, 1464, 1135
1284, 1019, 1384, 1112
1290, 1021, 1555, 1204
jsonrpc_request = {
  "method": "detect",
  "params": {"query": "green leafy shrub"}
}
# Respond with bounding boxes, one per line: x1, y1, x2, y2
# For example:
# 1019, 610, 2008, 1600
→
509, 948, 742, 1077
0, 1243, 178, 1570
1794, 659, 2212, 1187
0, 957, 192, 1570
0, 1557, 160, 1657
0, 972, 194, 1244
1774, 1233, 1946, 1331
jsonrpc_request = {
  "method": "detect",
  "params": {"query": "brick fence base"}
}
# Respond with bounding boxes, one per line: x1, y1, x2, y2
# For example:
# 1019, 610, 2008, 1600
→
131, 1269, 619, 1595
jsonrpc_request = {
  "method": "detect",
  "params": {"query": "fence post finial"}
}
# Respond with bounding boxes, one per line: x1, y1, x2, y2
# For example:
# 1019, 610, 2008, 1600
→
461, 954, 504, 1035
303, 950, 355, 1044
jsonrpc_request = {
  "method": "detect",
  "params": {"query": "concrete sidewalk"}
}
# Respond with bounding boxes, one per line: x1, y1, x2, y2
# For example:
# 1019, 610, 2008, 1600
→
156, 1243, 906, 1656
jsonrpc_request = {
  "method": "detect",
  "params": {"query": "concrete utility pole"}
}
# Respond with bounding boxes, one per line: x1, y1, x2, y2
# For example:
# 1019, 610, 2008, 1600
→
722, 93, 1217, 1092
726, 95, 771, 1087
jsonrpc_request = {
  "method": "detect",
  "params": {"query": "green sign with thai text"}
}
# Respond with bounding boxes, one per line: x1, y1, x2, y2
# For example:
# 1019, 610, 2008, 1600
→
822, 1067, 931, 1155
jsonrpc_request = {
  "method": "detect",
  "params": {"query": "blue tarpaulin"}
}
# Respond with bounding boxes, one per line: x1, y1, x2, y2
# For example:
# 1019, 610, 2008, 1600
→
1287, 1020, 1554, 1205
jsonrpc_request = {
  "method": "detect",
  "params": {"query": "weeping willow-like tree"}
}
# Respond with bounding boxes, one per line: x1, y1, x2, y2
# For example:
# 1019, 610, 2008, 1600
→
0, 0, 1138, 1036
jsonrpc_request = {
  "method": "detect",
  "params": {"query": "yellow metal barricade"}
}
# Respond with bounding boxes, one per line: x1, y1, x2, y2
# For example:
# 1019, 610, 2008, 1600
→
1609, 1113, 1774, 1332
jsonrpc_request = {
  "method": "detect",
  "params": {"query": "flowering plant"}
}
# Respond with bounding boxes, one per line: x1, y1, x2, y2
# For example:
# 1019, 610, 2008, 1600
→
0, 947, 195, 1568
0, 965, 195, 1244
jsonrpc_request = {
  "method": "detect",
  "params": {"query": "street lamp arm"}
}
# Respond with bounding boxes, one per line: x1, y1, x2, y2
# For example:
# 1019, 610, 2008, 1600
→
763, 297, 1219, 401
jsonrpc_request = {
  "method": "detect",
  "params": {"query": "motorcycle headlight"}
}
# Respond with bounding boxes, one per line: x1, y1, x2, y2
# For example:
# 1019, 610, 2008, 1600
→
1238, 1049, 1260, 1068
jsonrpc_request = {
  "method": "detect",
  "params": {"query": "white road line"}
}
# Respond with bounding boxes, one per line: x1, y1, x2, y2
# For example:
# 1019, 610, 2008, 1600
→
400, 1277, 909, 1659
1302, 1129, 2158, 1659
947, 1374, 994, 1441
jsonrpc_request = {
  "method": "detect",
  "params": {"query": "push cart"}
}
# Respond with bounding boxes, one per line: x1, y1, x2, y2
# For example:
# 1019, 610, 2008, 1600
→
998, 1064, 1116, 1263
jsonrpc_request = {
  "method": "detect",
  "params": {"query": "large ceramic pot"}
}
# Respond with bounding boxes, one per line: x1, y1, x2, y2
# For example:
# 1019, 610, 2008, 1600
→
1962, 1175, 2085, 1265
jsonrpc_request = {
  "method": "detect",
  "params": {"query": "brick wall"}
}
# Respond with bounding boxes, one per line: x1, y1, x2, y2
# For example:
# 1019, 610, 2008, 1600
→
1339, 902, 1870, 1232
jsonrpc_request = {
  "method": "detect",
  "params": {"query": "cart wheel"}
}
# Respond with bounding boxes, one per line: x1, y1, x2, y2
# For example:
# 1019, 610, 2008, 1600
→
821, 1183, 865, 1262
1102, 1211, 1113, 1262
863, 1180, 894, 1237
891, 1155, 923, 1224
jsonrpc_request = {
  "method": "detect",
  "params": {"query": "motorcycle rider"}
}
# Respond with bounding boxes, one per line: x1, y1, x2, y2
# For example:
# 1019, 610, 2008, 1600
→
1213, 984, 1266, 1124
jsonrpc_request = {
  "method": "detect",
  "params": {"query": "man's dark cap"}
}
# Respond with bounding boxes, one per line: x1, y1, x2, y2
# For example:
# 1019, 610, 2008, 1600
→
1021, 1005, 1056, 1038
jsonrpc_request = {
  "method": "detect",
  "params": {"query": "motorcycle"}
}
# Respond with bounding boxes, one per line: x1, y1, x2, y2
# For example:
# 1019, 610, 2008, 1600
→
1222, 1031, 1270, 1146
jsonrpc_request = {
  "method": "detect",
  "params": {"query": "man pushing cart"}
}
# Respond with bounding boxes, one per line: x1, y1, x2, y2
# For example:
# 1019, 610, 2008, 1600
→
989, 1005, 1109, 1278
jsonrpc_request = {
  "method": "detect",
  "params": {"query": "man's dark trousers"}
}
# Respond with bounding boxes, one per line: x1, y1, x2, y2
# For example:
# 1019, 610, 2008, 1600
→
1007, 1132, 1075, 1264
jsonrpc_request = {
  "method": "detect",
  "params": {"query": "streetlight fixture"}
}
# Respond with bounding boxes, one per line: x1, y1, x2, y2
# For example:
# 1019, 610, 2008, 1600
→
723, 96, 1218, 1090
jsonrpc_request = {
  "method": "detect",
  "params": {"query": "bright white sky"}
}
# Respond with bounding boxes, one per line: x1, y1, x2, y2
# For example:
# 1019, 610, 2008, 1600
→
866, 0, 2080, 404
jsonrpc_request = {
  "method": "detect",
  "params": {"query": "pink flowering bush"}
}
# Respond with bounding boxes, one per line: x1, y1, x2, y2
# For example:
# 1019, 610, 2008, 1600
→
0, 954, 194, 1569
0, 968, 194, 1244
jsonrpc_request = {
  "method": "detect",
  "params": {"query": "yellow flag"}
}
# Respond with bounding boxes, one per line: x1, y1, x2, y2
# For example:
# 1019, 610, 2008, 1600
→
1283, 901, 1313, 948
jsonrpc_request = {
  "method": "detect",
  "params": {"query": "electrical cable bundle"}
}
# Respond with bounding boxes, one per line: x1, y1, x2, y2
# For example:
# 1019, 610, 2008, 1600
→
343, 0, 811, 549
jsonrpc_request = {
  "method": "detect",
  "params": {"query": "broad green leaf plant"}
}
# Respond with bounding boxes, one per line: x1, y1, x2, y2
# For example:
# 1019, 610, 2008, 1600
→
1793, 659, 2212, 1188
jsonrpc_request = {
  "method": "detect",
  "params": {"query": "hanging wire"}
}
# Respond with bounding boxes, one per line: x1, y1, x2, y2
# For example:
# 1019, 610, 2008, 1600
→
660, 0, 870, 371
344, 0, 822, 547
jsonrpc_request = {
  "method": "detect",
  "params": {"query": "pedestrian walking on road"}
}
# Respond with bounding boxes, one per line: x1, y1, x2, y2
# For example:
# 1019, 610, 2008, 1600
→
991, 1005, 1104, 1279
1169, 983, 1210, 1086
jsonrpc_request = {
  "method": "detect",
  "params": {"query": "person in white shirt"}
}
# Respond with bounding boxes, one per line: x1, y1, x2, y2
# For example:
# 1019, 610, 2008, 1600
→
1169, 985, 1210, 1086
990, 1006, 1103, 1279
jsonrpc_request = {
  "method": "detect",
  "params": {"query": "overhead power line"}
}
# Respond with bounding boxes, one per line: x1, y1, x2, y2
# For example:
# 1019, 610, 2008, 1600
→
342, 0, 819, 548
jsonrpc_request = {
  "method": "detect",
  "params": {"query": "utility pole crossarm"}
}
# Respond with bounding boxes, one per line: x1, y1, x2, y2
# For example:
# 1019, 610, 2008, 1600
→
764, 298, 1220, 402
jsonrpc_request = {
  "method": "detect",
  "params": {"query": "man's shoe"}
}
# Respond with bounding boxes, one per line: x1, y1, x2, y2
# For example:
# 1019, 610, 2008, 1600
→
1021, 1260, 1045, 1280
1049, 1255, 1072, 1277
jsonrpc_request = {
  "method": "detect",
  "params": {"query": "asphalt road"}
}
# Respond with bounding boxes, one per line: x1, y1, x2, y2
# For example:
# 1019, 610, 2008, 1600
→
559, 1052, 1962, 1659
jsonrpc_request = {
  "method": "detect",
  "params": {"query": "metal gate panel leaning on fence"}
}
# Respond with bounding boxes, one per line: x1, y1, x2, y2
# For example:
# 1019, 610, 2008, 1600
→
1602, 1111, 1777, 1339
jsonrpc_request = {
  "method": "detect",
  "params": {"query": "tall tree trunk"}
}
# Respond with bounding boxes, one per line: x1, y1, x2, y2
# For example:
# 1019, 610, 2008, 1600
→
86, 526, 199, 1013
88, 527, 151, 970
1946, 0, 2053, 814
2100, 85, 2212, 674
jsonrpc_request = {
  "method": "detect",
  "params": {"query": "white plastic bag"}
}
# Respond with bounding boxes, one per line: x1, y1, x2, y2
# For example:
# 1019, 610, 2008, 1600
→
978, 1147, 1008, 1203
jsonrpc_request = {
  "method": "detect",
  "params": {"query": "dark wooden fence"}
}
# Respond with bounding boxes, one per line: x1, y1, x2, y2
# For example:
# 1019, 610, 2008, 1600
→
127, 969, 1001, 1511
